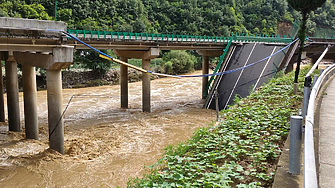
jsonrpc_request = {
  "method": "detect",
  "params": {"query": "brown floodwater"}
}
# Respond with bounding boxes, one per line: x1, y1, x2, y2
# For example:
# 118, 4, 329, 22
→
0, 70, 216, 188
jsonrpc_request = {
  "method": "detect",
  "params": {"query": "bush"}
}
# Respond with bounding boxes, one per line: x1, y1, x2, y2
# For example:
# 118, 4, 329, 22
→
151, 58, 163, 68
162, 50, 195, 74
74, 49, 113, 74
163, 61, 173, 74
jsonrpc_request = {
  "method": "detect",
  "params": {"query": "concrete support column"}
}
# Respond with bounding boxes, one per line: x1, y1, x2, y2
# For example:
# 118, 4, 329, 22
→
142, 59, 151, 112
22, 65, 38, 139
0, 56, 5, 122
5, 57, 20, 132
120, 57, 128, 108
47, 69, 64, 154
202, 56, 209, 99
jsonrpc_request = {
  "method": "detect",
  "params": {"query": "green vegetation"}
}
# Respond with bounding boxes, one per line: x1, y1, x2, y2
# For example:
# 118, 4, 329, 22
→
0, 0, 51, 19
73, 49, 115, 73
127, 68, 311, 187
2, 0, 333, 35
161, 51, 196, 74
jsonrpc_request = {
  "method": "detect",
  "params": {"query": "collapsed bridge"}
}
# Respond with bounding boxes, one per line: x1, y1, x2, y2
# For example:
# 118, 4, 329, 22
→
1, 17, 334, 155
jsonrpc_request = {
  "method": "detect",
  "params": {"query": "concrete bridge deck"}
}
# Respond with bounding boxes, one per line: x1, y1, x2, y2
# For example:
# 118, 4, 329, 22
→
318, 75, 335, 187
65, 29, 293, 51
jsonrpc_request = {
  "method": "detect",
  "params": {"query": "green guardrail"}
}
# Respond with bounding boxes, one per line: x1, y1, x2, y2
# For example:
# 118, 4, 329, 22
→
288, 20, 300, 39
309, 27, 335, 39
204, 36, 234, 98
67, 29, 295, 44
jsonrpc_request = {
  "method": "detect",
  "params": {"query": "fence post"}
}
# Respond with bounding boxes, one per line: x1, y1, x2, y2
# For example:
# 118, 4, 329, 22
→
302, 76, 312, 117
289, 115, 303, 175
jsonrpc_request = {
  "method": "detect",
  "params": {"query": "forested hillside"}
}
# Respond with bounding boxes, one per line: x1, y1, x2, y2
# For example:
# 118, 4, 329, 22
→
1, 0, 334, 36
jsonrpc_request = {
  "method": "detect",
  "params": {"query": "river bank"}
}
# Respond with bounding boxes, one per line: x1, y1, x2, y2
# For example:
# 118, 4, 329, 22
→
2, 68, 161, 92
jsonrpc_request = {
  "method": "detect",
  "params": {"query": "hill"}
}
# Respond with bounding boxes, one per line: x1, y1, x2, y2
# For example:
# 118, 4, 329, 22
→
1, 0, 334, 36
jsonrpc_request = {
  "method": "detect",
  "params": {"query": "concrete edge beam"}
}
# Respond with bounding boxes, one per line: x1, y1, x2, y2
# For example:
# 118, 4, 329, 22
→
13, 46, 73, 69
114, 48, 160, 59
196, 50, 224, 57
0, 17, 67, 31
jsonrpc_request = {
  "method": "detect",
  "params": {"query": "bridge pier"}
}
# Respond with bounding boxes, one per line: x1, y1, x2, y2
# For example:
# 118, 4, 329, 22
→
0, 52, 6, 122
142, 59, 151, 112
202, 56, 209, 99
47, 69, 64, 154
14, 48, 72, 153
114, 48, 159, 112
120, 57, 128, 109
5, 52, 21, 132
22, 65, 38, 139
197, 50, 224, 99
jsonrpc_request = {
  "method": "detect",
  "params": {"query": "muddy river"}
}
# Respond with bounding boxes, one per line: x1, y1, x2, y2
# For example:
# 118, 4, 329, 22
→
0, 70, 216, 187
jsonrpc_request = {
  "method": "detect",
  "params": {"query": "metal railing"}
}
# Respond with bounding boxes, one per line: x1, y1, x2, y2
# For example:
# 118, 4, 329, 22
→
66, 29, 293, 44
288, 20, 300, 38
309, 27, 335, 39
204, 36, 233, 97
304, 62, 335, 188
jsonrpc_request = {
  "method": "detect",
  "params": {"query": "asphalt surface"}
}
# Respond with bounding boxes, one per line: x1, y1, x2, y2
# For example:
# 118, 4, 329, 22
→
208, 43, 283, 110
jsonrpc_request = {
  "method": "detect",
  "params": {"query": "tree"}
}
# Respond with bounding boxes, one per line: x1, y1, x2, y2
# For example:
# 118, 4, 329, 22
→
74, 49, 113, 73
162, 51, 195, 74
286, 0, 326, 83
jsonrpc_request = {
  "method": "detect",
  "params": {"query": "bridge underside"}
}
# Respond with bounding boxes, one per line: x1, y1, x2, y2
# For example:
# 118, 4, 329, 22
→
68, 39, 227, 51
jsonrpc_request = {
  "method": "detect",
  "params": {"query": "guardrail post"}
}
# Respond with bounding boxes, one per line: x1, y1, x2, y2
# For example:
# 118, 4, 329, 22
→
289, 115, 303, 175
302, 76, 312, 117
320, 69, 324, 76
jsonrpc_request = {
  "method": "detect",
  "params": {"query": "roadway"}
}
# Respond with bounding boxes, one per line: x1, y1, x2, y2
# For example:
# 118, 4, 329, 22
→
318, 75, 335, 187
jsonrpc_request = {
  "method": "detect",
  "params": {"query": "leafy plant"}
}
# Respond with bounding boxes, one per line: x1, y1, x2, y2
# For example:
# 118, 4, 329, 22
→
127, 67, 311, 187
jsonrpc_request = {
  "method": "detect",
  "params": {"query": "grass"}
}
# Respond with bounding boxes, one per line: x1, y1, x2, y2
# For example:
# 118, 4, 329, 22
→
126, 67, 311, 188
